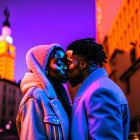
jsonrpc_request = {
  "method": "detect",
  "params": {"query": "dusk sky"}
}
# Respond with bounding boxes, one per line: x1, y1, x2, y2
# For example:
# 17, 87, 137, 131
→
0, 0, 96, 82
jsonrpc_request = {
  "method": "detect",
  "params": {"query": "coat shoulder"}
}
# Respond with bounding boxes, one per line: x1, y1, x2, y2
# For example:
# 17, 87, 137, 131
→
18, 87, 50, 111
82, 76, 127, 106
97, 77, 128, 104
32, 87, 50, 102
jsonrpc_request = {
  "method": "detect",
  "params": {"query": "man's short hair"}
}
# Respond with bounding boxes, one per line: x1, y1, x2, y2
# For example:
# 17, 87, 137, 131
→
67, 38, 107, 67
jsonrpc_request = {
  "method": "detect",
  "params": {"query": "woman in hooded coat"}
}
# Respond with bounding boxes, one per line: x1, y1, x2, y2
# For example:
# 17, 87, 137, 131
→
16, 44, 71, 140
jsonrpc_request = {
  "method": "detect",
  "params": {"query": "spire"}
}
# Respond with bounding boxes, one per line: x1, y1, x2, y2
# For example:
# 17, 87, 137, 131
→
3, 7, 11, 27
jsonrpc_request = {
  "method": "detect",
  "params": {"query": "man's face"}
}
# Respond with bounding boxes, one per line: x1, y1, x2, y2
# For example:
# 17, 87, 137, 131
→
48, 50, 68, 83
66, 50, 83, 87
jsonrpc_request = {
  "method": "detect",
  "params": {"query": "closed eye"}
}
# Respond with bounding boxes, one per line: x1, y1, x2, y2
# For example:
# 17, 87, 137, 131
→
55, 59, 62, 66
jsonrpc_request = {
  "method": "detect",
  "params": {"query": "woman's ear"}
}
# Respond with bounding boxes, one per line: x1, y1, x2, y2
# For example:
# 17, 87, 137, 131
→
79, 61, 87, 71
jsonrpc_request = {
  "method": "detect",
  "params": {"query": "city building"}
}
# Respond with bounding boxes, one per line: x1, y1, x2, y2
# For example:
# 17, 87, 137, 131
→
0, 8, 15, 82
103, 0, 140, 133
95, 0, 123, 43
95, 0, 102, 43
0, 8, 23, 131
0, 79, 22, 129
108, 0, 140, 60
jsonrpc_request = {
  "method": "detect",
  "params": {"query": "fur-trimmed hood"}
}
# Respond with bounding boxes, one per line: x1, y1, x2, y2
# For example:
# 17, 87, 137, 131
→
20, 44, 63, 98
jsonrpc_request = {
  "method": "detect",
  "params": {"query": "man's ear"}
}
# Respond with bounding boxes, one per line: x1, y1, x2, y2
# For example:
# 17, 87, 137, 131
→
80, 61, 87, 70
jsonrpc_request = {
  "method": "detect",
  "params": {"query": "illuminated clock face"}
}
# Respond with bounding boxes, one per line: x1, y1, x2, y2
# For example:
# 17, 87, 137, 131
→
0, 41, 15, 56
8, 49, 12, 54
8, 45, 15, 57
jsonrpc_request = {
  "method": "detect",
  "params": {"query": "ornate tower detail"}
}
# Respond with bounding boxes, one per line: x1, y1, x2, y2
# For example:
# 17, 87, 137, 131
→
0, 8, 15, 81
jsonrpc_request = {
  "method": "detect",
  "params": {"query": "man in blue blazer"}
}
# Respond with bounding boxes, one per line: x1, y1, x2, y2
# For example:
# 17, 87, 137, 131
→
66, 38, 129, 140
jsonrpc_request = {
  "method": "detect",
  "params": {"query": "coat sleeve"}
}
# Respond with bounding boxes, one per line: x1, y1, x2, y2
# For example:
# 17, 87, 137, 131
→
16, 98, 63, 140
86, 88, 127, 140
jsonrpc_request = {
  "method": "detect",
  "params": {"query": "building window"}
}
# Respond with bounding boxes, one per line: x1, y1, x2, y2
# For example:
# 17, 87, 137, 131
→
9, 110, 14, 116
3, 95, 6, 104
9, 87, 11, 94
2, 107, 5, 117
3, 85, 6, 93
123, 7, 126, 22
8, 97, 12, 105
128, 24, 130, 42
13, 89, 16, 96
136, 10, 139, 29
116, 21, 119, 35
119, 14, 122, 29
131, 18, 135, 36
13, 98, 15, 105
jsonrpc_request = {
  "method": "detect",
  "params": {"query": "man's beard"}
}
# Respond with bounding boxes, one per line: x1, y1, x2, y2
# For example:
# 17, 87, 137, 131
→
68, 76, 82, 87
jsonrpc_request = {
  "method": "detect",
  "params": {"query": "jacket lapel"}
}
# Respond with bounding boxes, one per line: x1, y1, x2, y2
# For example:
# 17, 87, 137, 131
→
50, 98, 69, 140
71, 97, 80, 118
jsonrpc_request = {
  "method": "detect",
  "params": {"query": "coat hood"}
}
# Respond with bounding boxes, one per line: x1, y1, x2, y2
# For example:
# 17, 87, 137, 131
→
20, 72, 43, 94
21, 44, 63, 98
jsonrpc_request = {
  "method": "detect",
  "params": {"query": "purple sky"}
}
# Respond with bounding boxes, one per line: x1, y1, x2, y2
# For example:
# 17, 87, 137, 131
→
0, 0, 96, 82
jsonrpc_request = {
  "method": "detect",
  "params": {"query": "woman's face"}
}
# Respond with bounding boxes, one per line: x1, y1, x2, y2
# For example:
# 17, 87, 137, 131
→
47, 50, 68, 83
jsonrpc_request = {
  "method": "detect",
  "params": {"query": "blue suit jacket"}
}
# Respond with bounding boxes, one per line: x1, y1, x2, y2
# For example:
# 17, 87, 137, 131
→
70, 68, 129, 140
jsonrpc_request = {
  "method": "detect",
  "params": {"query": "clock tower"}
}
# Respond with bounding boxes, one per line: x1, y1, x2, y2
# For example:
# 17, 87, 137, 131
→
0, 8, 15, 81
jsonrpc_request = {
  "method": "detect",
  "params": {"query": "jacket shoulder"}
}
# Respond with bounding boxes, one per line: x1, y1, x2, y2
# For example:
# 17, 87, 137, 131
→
86, 77, 127, 105
82, 76, 127, 106
17, 87, 57, 122
98, 77, 127, 104
32, 87, 50, 102
19, 87, 50, 111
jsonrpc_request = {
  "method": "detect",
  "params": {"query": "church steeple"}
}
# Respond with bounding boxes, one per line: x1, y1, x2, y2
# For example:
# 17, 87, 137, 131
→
3, 8, 11, 27
0, 8, 15, 82
1, 8, 12, 44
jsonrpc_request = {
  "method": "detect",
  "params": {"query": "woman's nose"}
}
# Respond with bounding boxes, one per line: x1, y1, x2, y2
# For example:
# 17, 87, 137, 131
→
63, 64, 68, 72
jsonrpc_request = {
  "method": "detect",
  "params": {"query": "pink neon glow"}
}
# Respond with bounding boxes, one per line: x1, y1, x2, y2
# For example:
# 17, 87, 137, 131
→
0, 36, 4, 41
9, 120, 12, 124
6, 124, 11, 130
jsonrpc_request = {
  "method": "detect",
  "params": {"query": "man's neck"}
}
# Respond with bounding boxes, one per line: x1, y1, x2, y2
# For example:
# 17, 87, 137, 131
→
82, 66, 98, 82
